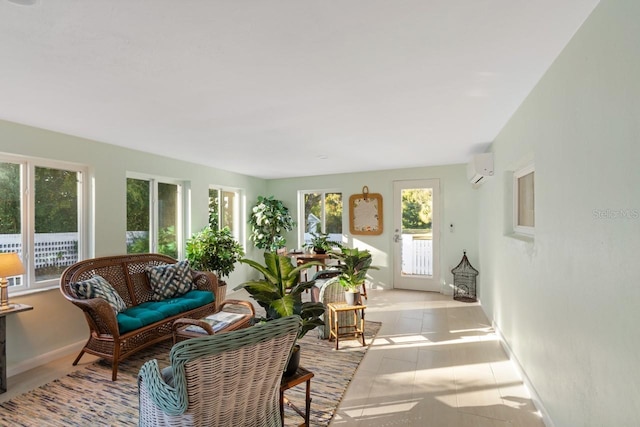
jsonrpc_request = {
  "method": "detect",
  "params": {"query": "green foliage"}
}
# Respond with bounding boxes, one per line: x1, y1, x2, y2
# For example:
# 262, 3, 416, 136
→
330, 247, 379, 292
401, 188, 432, 231
126, 178, 150, 233
0, 162, 20, 234
248, 196, 295, 252
303, 232, 343, 253
234, 252, 325, 339
158, 225, 178, 259
303, 192, 342, 234
186, 226, 244, 279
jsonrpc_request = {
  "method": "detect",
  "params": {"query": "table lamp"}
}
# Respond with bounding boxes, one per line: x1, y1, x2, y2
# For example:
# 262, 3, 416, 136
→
0, 253, 25, 311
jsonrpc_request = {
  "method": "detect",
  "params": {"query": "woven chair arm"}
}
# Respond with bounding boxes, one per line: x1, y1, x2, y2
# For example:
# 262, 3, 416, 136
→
218, 299, 256, 317
138, 359, 187, 416
69, 297, 120, 337
172, 318, 215, 335
191, 271, 215, 292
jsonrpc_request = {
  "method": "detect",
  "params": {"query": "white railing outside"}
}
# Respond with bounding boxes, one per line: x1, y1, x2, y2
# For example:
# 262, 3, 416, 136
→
402, 235, 433, 275
0, 233, 78, 268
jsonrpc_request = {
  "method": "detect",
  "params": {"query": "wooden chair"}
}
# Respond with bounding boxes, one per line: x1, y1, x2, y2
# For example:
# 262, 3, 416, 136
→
138, 315, 301, 427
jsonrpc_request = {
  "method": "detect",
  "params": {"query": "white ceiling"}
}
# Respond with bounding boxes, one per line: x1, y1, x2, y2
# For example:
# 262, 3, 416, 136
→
0, 0, 599, 179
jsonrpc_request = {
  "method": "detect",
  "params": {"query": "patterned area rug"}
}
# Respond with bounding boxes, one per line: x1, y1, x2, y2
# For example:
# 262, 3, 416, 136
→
0, 321, 380, 427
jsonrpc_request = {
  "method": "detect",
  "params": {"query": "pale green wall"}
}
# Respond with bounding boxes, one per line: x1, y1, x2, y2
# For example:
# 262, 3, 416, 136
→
0, 119, 267, 373
266, 164, 479, 292
477, 0, 640, 425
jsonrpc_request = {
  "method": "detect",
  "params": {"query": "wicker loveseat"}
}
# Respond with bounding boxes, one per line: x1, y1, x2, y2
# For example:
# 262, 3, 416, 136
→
60, 253, 225, 380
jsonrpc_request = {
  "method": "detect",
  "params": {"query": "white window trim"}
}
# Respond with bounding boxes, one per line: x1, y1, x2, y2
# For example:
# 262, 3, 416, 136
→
127, 172, 187, 260
513, 163, 535, 236
208, 185, 244, 243
1, 153, 89, 294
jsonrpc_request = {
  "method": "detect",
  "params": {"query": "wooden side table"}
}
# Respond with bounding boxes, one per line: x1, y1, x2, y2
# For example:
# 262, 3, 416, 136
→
0, 304, 33, 394
280, 366, 314, 427
327, 302, 366, 350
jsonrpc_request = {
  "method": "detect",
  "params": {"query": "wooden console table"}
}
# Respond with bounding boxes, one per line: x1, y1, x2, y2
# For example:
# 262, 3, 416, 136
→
0, 304, 33, 393
280, 366, 314, 427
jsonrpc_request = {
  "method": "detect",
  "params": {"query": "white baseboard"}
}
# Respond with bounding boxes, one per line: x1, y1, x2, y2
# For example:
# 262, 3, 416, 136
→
7, 340, 86, 378
493, 322, 555, 427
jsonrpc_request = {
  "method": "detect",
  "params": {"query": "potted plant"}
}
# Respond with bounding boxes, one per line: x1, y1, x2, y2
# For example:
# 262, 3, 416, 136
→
234, 252, 325, 375
330, 247, 379, 305
185, 226, 245, 285
248, 196, 295, 252
303, 231, 342, 254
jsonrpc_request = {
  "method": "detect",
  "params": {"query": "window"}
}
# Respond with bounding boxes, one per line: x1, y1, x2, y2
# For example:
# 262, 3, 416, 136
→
0, 155, 87, 293
126, 175, 184, 259
209, 186, 242, 239
299, 190, 343, 247
513, 163, 535, 235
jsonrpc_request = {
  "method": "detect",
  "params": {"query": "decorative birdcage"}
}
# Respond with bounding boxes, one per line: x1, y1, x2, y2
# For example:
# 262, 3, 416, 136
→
451, 251, 478, 302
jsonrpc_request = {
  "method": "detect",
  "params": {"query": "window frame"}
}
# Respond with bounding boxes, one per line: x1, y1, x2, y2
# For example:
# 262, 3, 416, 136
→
208, 185, 243, 242
513, 163, 535, 236
126, 172, 187, 260
1, 153, 89, 294
297, 189, 343, 248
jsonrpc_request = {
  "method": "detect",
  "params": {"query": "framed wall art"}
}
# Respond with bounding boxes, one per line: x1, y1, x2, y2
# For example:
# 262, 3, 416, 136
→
349, 186, 383, 235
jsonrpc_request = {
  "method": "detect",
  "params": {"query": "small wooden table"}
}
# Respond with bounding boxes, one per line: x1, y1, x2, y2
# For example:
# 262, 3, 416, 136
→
280, 366, 314, 427
172, 305, 254, 343
327, 302, 367, 350
0, 304, 33, 394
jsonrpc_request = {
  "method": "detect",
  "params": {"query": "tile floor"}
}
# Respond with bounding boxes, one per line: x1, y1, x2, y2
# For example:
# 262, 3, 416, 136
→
1, 288, 545, 427
331, 288, 545, 427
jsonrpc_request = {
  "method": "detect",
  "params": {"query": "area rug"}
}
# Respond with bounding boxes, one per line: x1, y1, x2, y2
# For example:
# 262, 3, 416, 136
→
0, 321, 381, 427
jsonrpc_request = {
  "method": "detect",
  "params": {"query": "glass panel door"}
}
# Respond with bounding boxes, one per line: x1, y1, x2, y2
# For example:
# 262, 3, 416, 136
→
393, 179, 440, 292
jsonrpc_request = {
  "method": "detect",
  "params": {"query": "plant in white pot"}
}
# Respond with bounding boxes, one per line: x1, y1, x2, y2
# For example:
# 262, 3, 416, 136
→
331, 247, 379, 305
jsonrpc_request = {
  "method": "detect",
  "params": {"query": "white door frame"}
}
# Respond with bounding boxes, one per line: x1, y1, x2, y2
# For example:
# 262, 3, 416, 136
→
393, 179, 440, 292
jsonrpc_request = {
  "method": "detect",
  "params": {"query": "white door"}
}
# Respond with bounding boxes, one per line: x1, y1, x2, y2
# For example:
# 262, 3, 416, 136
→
393, 179, 440, 292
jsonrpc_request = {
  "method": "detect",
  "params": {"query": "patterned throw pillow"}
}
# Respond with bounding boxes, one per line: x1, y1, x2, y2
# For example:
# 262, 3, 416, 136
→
71, 275, 127, 314
146, 260, 195, 301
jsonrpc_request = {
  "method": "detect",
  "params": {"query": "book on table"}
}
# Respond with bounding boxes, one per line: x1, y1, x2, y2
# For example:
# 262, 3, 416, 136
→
184, 311, 246, 334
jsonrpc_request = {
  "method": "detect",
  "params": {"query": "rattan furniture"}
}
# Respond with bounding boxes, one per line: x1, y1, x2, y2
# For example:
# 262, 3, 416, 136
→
172, 300, 255, 343
138, 315, 301, 427
327, 302, 367, 350
280, 366, 314, 427
312, 276, 362, 340
60, 253, 225, 380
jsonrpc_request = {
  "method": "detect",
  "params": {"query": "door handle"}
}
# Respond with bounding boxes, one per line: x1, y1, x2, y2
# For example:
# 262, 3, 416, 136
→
394, 234, 400, 243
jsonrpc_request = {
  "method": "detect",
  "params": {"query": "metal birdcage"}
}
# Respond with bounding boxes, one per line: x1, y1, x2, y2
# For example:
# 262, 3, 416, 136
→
451, 251, 478, 302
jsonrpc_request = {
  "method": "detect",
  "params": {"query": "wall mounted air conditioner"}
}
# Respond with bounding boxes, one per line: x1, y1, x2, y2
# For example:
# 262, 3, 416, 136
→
467, 153, 494, 185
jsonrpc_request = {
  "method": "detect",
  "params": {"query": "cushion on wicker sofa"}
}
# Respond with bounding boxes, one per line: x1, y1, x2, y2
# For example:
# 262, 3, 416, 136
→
71, 275, 127, 314
117, 289, 214, 334
146, 260, 195, 301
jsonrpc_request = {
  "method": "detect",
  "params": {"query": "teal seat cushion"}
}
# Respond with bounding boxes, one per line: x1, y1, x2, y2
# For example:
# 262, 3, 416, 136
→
117, 290, 214, 334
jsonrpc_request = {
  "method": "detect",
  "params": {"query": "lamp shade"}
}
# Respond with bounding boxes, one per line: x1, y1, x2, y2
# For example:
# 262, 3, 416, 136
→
0, 253, 25, 277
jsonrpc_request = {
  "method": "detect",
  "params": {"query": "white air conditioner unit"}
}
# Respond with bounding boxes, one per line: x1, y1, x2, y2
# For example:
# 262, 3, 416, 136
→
467, 153, 494, 185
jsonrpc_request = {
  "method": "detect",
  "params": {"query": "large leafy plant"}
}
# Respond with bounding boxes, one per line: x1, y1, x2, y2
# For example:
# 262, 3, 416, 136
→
330, 247, 379, 292
234, 252, 325, 339
248, 196, 295, 252
186, 226, 244, 280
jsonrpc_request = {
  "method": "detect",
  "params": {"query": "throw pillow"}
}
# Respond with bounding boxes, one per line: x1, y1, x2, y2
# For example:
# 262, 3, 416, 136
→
71, 275, 127, 314
146, 260, 194, 301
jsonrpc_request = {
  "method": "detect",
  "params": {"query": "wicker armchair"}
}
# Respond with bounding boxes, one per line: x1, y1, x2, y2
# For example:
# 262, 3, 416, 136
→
138, 315, 301, 427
